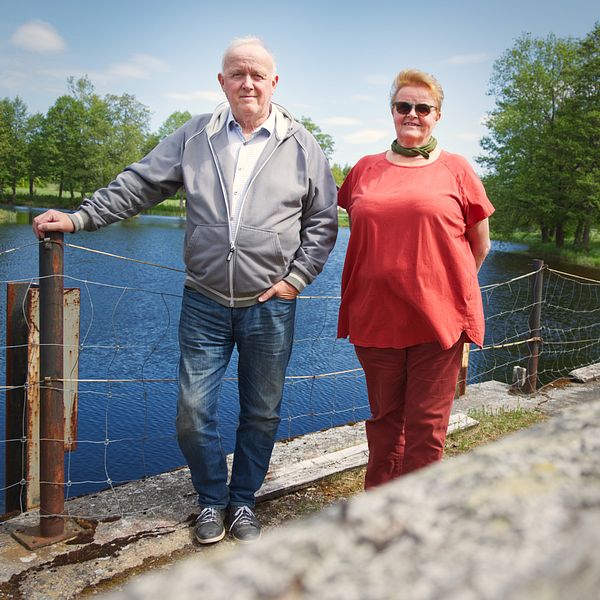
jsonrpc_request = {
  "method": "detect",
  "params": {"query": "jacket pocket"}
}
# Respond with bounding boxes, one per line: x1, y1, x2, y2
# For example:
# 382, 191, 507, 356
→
234, 226, 289, 295
184, 224, 230, 293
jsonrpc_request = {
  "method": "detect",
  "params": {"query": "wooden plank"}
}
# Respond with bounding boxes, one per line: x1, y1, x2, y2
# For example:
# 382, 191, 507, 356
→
570, 363, 600, 383
257, 413, 478, 501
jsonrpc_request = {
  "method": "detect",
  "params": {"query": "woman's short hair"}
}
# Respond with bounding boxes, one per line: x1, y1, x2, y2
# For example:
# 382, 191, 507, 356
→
390, 69, 444, 110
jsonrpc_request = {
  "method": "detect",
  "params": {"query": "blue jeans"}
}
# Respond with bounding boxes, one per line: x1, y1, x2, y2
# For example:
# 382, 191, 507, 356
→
176, 287, 296, 509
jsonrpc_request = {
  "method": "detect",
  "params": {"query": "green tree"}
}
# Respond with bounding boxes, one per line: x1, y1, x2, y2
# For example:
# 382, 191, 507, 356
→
103, 93, 151, 182
0, 97, 29, 201
479, 33, 579, 247
25, 112, 51, 198
331, 162, 352, 187
299, 116, 334, 160
67, 76, 112, 195
142, 110, 192, 156
42, 77, 152, 203
0, 101, 10, 199
44, 94, 86, 200
158, 110, 192, 139
565, 22, 600, 250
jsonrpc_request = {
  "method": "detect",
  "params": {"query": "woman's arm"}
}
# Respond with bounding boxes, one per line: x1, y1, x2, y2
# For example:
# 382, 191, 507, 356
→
465, 218, 491, 273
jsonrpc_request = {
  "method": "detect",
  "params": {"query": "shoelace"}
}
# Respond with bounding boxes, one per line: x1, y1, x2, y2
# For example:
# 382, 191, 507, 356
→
230, 506, 256, 528
197, 507, 220, 524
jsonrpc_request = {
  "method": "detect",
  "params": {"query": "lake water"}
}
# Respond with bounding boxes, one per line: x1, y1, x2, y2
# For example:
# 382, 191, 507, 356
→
1, 211, 599, 511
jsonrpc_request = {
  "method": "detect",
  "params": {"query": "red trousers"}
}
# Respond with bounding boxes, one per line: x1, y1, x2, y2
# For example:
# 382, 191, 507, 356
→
355, 337, 465, 490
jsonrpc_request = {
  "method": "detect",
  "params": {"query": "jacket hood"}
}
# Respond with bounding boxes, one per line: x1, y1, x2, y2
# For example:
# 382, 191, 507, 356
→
206, 101, 301, 140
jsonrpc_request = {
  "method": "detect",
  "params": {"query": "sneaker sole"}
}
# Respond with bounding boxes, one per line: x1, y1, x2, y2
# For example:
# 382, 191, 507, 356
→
230, 531, 261, 544
195, 529, 226, 544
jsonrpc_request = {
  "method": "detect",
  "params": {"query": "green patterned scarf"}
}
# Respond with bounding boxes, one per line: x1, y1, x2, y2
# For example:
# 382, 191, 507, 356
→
391, 136, 437, 159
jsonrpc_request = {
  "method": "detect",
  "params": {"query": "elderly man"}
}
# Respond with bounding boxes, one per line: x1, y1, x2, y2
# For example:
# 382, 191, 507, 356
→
33, 37, 338, 544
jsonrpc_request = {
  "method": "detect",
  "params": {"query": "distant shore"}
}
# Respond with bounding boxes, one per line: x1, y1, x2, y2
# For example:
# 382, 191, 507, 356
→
2, 201, 598, 270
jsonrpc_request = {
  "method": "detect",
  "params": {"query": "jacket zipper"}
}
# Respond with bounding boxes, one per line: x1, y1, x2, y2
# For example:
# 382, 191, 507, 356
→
206, 136, 237, 306
209, 130, 285, 306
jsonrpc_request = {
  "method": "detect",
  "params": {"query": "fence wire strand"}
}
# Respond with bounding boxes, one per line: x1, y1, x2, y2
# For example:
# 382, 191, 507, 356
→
1, 241, 599, 518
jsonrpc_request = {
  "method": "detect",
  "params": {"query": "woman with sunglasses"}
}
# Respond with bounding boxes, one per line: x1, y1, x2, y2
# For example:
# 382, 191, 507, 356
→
337, 69, 494, 489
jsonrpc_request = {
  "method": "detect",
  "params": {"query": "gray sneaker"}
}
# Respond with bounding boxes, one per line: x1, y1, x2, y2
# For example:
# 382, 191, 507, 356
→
226, 506, 261, 543
194, 507, 225, 544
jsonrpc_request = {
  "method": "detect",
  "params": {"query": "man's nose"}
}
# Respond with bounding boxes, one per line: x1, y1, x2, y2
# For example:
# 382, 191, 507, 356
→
241, 75, 253, 88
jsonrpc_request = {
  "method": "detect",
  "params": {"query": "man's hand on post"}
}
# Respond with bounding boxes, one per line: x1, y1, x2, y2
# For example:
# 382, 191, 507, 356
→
32, 209, 75, 240
258, 280, 299, 302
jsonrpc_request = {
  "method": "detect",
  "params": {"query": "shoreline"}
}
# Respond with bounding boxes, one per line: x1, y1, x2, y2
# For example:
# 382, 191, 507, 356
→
2, 203, 599, 271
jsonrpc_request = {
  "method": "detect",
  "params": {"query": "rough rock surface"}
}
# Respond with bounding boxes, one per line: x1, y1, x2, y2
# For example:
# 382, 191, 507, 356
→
105, 397, 600, 600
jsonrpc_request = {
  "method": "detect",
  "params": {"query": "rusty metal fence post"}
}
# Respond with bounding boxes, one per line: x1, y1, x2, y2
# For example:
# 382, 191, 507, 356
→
523, 259, 544, 394
5, 284, 29, 513
12, 232, 81, 549
38, 232, 65, 537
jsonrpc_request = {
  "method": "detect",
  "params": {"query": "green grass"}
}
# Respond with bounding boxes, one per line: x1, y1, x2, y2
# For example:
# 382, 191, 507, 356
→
270, 407, 548, 514
9, 186, 596, 269
2, 188, 186, 217
337, 210, 349, 227
492, 229, 600, 268
144, 197, 186, 217
0, 208, 17, 224
444, 407, 547, 456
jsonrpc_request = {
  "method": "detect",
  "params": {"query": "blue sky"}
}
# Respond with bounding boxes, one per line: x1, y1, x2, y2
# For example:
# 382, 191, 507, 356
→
1, 0, 598, 169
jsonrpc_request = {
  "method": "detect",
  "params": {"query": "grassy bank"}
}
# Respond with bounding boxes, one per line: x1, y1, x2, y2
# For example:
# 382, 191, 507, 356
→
492, 229, 600, 268
0, 208, 17, 224
6, 192, 596, 269
1, 191, 186, 218
256, 407, 548, 529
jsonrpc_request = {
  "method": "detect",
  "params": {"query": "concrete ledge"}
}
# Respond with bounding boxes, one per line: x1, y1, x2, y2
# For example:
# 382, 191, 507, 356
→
106, 398, 600, 600
1, 377, 598, 598
570, 364, 600, 383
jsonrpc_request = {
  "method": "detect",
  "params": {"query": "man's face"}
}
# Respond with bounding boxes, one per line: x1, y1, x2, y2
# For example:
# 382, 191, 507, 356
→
218, 44, 278, 128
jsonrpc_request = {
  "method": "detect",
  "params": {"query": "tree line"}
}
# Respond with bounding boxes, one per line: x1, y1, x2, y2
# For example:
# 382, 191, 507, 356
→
8, 17, 595, 245
479, 22, 600, 250
0, 77, 350, 204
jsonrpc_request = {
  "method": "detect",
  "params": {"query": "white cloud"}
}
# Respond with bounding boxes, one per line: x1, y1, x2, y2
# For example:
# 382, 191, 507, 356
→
344, 129, 388, 144
10, 20, 66, 53
40, 54, 168, 87
0, 70, 28, 90
323, 117, 361, 126
107, 54, 168, 80
166, 90, 224, 102
443, 53, 489, 65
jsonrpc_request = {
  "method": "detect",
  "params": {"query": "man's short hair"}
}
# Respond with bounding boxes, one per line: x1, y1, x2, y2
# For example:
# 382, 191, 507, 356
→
221, 37, 277, 74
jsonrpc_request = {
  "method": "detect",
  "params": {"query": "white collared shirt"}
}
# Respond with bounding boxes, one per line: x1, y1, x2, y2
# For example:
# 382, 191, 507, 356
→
226, 108, 275, 228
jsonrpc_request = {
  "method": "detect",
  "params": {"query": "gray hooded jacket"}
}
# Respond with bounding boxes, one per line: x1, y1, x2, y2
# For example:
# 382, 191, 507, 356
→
69, 103, 338, 307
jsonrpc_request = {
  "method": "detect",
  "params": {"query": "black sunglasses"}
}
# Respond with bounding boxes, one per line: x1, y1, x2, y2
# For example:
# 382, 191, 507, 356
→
392, 101, 437, 116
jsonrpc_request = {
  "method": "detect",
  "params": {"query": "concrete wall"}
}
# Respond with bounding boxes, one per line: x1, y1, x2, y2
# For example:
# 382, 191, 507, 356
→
105, 398, 600, 600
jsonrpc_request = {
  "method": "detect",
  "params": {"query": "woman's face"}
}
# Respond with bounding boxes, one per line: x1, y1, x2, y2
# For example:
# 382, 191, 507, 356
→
392, 84, 441, 148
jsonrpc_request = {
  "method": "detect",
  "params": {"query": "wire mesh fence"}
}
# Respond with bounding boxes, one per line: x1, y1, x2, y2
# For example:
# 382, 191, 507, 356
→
1, 238, 599, 517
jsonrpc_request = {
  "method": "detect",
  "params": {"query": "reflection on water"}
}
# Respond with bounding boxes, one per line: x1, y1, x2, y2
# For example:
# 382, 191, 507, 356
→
1, 214, 599, 511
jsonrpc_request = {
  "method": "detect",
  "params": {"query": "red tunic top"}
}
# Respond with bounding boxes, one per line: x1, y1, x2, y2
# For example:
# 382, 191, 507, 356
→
337, 151, 494, 350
